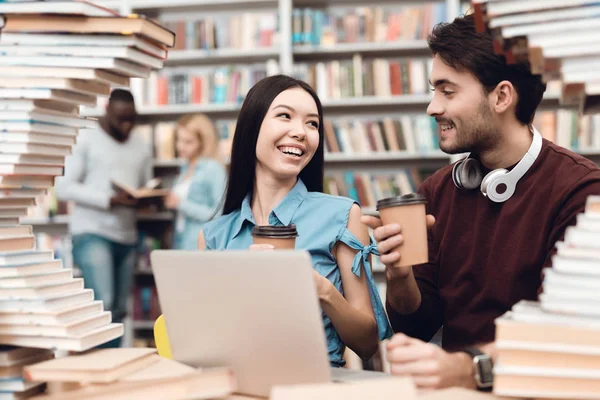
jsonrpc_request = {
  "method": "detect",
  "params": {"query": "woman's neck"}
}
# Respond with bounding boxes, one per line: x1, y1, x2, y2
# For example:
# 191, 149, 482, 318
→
251, 167, 297, 226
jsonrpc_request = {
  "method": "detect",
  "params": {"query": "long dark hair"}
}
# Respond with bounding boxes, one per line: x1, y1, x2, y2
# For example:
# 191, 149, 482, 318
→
222, 75, 325, 215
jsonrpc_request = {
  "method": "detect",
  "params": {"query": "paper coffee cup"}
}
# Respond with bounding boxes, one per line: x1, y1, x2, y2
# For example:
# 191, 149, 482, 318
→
251, 224, 298, 249
376, 193, 428, 268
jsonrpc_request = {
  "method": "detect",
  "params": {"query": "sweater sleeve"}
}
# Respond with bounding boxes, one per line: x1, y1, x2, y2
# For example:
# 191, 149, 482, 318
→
178, 161, 227, 222
385, 178, 444, 341
54, 134, 111, 210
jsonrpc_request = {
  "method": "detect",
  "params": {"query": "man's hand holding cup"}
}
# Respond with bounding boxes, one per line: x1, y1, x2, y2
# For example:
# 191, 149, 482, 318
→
361, 194, 435, 280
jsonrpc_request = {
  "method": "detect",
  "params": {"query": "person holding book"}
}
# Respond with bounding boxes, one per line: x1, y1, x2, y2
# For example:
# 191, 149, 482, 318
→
56, 89, 153, 347
362, 13, 600, 391
164, 114, 227, 250
197, 75, 392, 366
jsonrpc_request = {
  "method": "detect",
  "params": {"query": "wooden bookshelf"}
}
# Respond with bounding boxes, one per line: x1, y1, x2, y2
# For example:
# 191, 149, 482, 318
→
293, 40, 430, 60
166, 48, 279, 66
125, 0, 278, 12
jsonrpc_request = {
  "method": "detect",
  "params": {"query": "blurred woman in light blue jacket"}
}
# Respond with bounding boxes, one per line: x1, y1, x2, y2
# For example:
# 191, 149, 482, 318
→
164, 114, 227, 250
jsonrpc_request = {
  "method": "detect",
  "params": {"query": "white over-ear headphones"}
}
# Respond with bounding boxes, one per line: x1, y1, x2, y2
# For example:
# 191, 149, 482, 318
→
452, 127, 543, 203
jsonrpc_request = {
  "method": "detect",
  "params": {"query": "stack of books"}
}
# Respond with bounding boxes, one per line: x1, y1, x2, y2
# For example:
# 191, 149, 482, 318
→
0, 1, 174, 398
0, 346, 54, 399
472, 0, 600, 115
21, 348, 235, 399
494, 196, 600, 399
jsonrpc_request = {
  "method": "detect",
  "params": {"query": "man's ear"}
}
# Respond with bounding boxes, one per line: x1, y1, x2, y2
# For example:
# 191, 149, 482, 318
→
492, 80, 516, 114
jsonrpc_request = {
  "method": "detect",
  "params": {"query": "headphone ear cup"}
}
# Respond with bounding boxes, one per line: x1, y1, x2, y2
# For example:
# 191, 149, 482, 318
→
452, 161, 464, 189
481, 168, 515, 202
456, 158, 483, 190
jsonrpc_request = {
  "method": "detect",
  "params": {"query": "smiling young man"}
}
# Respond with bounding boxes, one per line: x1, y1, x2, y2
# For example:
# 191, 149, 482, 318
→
362, 14, 600, 390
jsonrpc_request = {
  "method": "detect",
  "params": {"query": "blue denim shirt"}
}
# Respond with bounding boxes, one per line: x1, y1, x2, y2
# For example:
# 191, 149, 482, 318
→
173, 158, 227, 250
202, 179, 393, 367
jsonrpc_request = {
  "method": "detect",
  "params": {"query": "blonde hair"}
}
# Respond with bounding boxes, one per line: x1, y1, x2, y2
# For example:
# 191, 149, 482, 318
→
176, 114, 219, 159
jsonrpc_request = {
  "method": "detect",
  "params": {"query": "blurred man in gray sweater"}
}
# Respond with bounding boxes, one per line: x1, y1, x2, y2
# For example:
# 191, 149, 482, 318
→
56, 89, 152, 347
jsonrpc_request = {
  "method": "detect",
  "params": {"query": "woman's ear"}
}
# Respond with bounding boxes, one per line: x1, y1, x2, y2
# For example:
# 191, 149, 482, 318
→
492, 80, 516, 114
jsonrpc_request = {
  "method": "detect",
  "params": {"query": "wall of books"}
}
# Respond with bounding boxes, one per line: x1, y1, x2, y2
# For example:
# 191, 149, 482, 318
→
18, 0, 600, 351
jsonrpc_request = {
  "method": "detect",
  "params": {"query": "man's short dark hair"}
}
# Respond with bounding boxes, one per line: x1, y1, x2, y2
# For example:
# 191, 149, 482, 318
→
428, 13, 546, 125
109, 89, 135, 104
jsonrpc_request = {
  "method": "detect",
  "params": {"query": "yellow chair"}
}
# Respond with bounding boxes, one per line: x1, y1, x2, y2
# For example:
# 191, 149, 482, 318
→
153, 314, 172, 359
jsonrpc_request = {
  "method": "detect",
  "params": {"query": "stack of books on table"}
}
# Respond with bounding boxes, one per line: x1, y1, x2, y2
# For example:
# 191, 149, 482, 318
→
493, 195, 600, 399
471, 0, 600, 115
0, 346, 54, 399
20, 348, 236, 400
0, 1, 174, 398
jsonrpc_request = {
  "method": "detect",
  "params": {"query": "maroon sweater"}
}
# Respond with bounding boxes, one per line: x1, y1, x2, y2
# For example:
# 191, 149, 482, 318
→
387, 140, 600, 351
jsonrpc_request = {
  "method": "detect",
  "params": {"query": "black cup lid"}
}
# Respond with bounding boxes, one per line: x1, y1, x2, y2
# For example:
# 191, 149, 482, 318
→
376, 193, 426, 210
251, 224, 298, 238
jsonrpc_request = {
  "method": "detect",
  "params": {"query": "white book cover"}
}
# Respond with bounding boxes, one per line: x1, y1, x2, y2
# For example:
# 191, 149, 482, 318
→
0, 301, 103, 326
509, 300, 600, 329
0, 33, 167, 59
0, 278, 84, 300
0, 155, 65, 167
0, 143, 72, 157
0, 111, 94, 129
495, 364, 600, 379
555, 240, 600, 261
0, 1, 116, 17
0, 269, 73, 289
497, 340, 600, 356
0, 251, 54, 267
544, 268, 600, 293
0, 46, 163, 69
564, 226, 600, 251
0, 133, 75, 147
488, 0, 600, 17
0, 310, 111, 338
0, 288, 93, 313
0, 121, 78, 136
0, 323, 123, 352
0, 88, 97, 107
540, 294, 600, 318
0, 55, 151, 78
489, 4, 600, 28
501, 17, 600, 39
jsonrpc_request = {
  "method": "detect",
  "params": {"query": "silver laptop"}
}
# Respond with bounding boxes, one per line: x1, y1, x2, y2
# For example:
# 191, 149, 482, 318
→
151, 250, 337, 396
